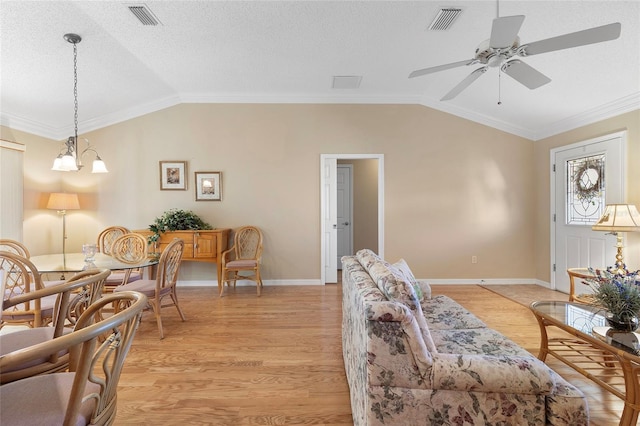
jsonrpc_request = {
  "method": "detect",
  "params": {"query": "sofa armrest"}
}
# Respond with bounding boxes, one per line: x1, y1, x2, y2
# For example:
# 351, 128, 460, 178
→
364, 300, 434, 380
431, 353, 555, 395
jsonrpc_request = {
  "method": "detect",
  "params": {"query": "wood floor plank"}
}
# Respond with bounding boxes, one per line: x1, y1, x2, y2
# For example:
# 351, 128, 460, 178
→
114, 284, 622, 425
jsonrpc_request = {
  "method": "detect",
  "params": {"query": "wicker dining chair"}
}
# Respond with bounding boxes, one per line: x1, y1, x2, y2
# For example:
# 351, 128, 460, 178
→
0, 251, 52, 329
104, 233, 147, 290
0, 239, 67, 286
0, 269, 110, 385
0, 239, 31, 258
220, 226, 264, 297
114, 238, 185, 339
97, 226, 130, 255
0, 290, 146, 426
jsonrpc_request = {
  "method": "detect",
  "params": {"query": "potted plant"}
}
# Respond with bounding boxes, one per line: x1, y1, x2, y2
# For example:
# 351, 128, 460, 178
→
586, 268, 640, 332
147, 209, 213, 246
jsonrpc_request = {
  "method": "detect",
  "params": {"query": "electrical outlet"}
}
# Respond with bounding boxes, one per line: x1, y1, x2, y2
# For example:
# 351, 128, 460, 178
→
471, 255, 478, 264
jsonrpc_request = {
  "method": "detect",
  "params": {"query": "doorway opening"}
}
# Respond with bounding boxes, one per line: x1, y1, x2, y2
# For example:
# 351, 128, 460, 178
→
320, 154, 384, 284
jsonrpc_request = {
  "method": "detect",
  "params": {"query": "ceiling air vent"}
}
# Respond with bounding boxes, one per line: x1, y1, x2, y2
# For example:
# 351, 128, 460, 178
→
127, 4, 162, 26
428, 7, 462, 31
332, 76, 362, 90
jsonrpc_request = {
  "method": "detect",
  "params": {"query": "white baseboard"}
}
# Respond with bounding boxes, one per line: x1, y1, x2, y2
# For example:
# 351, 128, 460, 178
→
426, 278, 538, 285
176, 278, 322, 287
177, 278, 551, 287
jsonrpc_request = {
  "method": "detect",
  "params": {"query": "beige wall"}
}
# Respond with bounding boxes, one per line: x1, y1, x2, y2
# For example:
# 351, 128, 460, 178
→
533, 110, 640, 281
7, 103, 632, 284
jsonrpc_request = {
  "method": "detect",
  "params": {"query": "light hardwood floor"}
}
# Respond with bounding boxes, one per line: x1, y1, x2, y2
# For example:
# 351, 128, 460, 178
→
115, 283, 623, 425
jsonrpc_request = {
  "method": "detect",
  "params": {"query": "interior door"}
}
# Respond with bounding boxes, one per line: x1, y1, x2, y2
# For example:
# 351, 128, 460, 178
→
336, 165, 353, 269
322, 158, 338, 283
553, 133, 624, 293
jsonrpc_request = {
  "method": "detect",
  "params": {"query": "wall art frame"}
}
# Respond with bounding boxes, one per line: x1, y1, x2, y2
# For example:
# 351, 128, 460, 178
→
159, 161, 188, 190
195, 171, 222, 201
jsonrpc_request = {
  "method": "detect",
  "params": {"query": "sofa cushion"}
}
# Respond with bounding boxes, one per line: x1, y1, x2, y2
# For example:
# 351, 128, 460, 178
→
430, 327, 532, 358
356, 249, 438, 354
392, 258, 431, 300
421, 295, 487, 330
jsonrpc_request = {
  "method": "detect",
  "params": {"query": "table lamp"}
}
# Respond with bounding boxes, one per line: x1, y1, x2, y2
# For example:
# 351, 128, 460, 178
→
47, 193, 80, 256
592, 203, 640, 275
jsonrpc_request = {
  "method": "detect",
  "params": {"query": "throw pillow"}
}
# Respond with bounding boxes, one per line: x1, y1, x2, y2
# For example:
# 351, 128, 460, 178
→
355, 249, 437, 354
392, 258, 432, 300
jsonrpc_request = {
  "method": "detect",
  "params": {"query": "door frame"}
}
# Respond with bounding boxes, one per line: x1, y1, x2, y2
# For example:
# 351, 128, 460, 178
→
320, 154, 384, 285
549, 130, 626, 289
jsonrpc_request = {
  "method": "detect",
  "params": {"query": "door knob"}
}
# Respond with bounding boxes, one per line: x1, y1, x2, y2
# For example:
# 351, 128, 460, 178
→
342, 222, 350, 226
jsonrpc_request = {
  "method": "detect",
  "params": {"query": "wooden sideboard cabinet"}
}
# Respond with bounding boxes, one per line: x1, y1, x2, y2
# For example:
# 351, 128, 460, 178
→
134, 229, 230, 284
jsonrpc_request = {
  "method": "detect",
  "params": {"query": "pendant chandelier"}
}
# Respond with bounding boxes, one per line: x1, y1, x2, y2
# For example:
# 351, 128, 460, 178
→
51, 33, 108, 173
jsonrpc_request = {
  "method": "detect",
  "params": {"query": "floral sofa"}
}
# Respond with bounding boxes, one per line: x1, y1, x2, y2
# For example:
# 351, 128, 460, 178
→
341, 249, 589, 425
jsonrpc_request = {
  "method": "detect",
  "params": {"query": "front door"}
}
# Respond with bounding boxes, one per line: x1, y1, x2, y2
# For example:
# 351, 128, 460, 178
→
553, 132, 625, 293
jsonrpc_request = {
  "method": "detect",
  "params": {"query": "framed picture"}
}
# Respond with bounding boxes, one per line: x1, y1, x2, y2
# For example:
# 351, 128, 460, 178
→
195, 171, 222, 201
159, 161, 188, 190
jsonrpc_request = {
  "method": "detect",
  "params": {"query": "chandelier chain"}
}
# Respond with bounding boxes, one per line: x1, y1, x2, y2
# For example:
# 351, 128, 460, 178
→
73, 41, 78, 142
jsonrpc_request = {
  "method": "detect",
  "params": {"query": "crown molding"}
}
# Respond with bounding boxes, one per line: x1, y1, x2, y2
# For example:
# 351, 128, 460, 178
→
0, 113, 63, 141
417, 96, 536, 140
2, 92, 638, 142
533, 92, 640, 140
0, 96, 183, 141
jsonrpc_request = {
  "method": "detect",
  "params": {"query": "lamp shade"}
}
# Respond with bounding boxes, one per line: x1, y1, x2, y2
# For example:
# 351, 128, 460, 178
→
592, 204, 640, 232
47, 193, 80, 211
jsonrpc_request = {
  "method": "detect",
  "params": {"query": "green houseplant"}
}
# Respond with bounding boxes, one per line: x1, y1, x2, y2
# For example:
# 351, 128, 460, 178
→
147, 209, 213, 245
587, 268, 640, 332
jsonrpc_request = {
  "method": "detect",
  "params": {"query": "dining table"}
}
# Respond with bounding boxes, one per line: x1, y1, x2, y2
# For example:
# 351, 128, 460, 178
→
29, 252, 159, 280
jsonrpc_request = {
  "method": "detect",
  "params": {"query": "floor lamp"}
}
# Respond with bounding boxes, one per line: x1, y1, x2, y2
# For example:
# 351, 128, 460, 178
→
592, 203, 640, 275
47, 192, 80, 256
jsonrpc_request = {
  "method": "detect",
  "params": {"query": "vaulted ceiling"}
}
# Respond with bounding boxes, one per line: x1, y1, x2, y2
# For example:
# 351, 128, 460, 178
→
1, 1, 638, 141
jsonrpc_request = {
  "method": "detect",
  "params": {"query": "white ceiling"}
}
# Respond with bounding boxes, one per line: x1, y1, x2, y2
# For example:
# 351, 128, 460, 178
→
1, 1, 639, 141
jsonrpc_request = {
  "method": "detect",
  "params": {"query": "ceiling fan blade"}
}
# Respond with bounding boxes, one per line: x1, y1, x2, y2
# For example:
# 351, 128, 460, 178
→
409, 59, 476, 78
490, 15, 525, 49
501, 59, 551, 89
441, 67, 488, 101
522, 22, 621, 56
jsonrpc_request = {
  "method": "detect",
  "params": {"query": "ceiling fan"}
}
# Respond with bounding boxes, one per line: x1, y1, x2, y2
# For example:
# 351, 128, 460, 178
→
409, 15, 621, 101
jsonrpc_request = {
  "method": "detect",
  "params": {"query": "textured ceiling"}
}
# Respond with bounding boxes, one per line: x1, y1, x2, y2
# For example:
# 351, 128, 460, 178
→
1, 1, 639, 141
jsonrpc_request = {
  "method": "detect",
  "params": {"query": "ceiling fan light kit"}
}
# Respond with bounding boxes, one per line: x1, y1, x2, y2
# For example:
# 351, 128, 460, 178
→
410, 11, 621, 102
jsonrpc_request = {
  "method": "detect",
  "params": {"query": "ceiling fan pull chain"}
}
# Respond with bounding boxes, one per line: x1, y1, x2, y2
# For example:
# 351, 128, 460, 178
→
498, 71, 502, 105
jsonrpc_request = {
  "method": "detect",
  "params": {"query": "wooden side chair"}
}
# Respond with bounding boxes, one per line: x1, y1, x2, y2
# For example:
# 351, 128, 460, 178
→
220, 226, 264, 297
0, 290, 146, 426
0, 269, 110, 384
97, 226, 130, 255
104, 233, 147, 290
114, 238, 186, 339
0, 251, 52, 329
